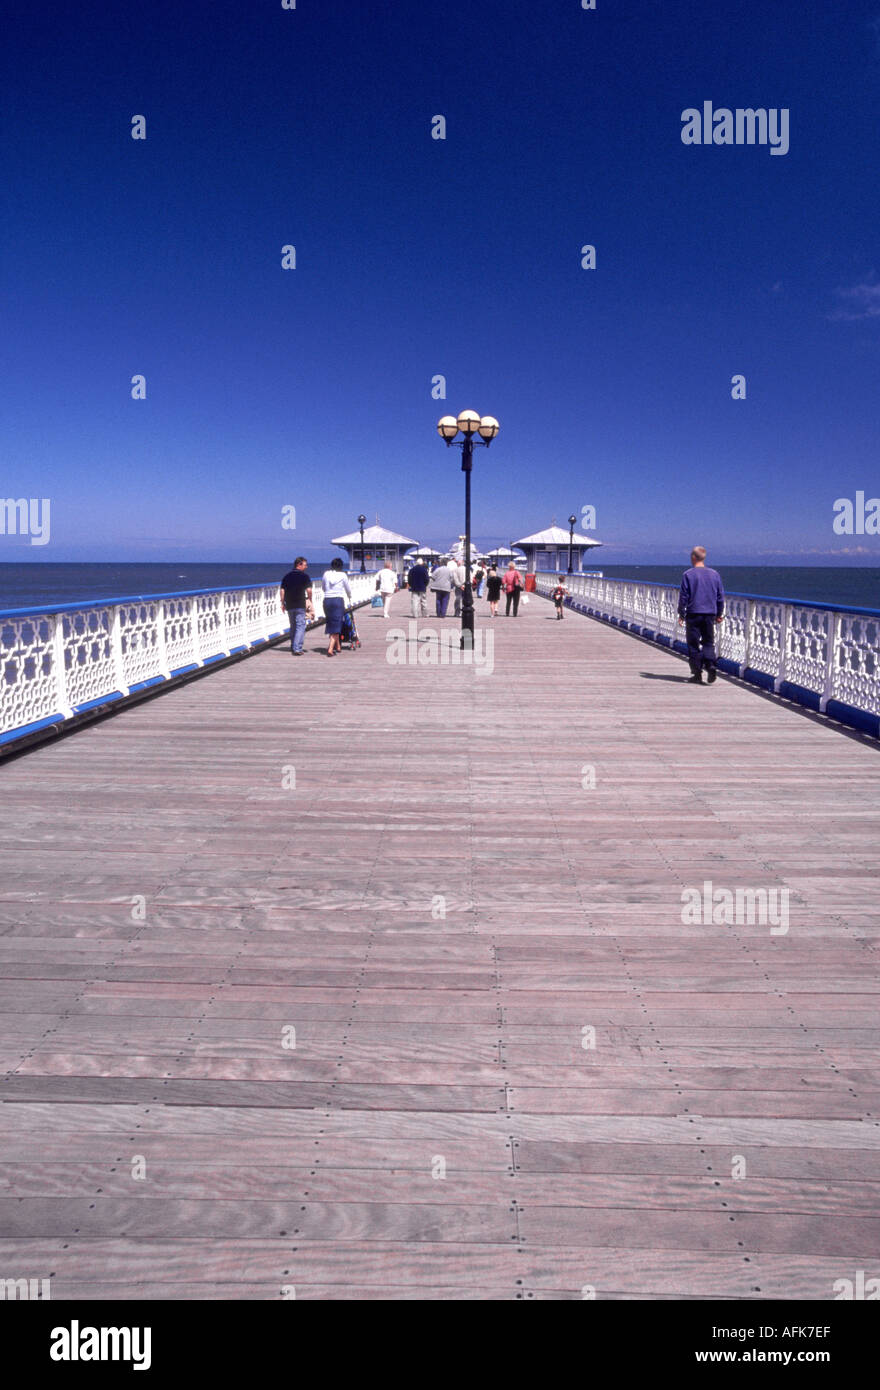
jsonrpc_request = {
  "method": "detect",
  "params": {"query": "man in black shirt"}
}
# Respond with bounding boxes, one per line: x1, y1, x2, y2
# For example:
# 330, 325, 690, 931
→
279, 557, 313, 654
406, 561, 430, 617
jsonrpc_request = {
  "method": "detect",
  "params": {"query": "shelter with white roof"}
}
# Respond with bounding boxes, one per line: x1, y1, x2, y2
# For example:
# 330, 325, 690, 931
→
513, 523, 602, 574
404, 545, 442, 569
484, 545, 527, 568
331, 523, 418, 572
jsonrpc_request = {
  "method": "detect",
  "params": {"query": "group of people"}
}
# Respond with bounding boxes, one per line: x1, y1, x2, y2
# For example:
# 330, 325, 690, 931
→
398, 558, 527, 619
280, 545, 726, 682
279, 556, 532, 656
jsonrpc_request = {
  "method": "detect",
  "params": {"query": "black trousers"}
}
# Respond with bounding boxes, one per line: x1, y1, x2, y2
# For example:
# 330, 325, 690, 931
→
685, 614, 718, 675
505, 588, 521, 616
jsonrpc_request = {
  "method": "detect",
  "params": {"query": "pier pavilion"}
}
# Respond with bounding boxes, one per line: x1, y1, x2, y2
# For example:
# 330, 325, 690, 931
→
404, 546, 442, 569
515, 523, 603, 574
331, 523, 417, 572
484, 545, 527, 567
0, 577, 879, 1300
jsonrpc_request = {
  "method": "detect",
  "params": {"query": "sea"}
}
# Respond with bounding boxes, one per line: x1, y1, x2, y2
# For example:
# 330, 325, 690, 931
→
0, 562, 878, 612
596, 565, 880, 611
0, 562, 339, 611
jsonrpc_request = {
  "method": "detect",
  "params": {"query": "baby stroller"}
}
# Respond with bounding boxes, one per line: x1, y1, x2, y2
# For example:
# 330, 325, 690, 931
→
339, 608, 361, 650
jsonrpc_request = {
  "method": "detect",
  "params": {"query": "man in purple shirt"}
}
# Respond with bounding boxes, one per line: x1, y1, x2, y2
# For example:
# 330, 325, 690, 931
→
678, 545, 725, 684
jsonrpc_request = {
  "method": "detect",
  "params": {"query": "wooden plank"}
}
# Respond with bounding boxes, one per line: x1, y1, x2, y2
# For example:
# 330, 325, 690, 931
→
0, 1196, 517, 1242
35, 1280, 523, 1300
1, 1077, 508, 1111
3, 1162, 877, 1218
515, 1140, 880, 1180
518, 1206, 880, 1256
0, 1134, 514, 1168
0, 1236, 859, 1297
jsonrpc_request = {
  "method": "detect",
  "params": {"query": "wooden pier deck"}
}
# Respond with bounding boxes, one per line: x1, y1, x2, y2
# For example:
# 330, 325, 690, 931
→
1, 595, 879, 1300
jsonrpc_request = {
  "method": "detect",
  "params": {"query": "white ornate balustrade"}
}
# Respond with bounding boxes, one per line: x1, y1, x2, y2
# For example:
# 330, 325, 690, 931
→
535, 572, 880, 736
1, 575, 375, 746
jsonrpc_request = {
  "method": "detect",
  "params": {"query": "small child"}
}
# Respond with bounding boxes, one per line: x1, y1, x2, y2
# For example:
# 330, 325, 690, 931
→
552, 577, 567, 618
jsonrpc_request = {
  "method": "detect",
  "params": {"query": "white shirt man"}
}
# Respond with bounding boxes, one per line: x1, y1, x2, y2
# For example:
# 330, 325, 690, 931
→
376, 562, 397, 618
449, 559, 466, 617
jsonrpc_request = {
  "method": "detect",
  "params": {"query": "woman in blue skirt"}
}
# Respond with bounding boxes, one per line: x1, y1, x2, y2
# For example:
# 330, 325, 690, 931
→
321, 558, 352, 656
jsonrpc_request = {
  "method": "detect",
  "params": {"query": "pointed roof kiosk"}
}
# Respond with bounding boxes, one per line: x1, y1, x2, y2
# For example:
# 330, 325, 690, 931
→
404, 545, 442, 569
485, 545, 527, 568
514, 523, 602, 574
331, 523, 418, 572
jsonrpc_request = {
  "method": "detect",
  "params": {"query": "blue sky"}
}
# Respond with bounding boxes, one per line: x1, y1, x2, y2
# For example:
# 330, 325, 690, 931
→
3, 0, 880, 565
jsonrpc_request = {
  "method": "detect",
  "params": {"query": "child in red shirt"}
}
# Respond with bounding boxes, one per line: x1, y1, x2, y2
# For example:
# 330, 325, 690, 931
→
552, 577, 567, 619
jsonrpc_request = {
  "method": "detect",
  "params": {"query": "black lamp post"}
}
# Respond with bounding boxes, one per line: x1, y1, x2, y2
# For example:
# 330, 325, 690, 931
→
568, 514, 577, 574
357, 514, 366, 573
437, 410, 500, 647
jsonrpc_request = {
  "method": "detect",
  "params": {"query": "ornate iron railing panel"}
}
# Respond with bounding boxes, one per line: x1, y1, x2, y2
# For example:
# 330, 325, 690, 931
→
0, 612, 60, 731
836, 612, 879, 714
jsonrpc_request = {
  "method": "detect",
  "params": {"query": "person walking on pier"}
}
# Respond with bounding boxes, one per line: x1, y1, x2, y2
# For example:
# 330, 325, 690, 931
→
279, 557, 313, 655
678, 545, 725, 684
503, 560, 524, 617
430, 559, 455, 618
485, 565, 502, 616
322, 557, 352, 657
450, 556, 466, 618
552, 576, 567, 619
472, 563, 485, 598
376, 560, 398, 619
406, 558, 430, 617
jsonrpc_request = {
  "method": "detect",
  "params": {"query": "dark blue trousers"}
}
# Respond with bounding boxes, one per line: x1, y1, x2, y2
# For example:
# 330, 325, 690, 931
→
685, 614, 718, 675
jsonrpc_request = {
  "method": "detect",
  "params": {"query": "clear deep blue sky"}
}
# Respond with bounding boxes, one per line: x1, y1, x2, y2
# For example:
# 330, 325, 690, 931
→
3, 0, 879, 564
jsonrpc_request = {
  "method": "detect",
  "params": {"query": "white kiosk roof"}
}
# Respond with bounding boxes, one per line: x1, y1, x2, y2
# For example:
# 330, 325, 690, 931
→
331, 524, 418, 546
515, 525, 602, 548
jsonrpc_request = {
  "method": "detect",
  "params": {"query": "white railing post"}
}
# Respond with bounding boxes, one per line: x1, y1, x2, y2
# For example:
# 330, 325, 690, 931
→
218, 592, 229, 653
233, 591, 246, 648
742, 600, 756, 675
51, 614, 74, 720
110, 604, 130, 695
190, 596, 203, 666
774, 604, 792, 692
155, 602, 170, 678
820, 611, 842, 712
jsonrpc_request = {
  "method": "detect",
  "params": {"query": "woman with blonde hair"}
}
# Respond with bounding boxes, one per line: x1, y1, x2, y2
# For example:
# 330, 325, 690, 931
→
376, 559, 398, 619
502, 560, 524, 617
